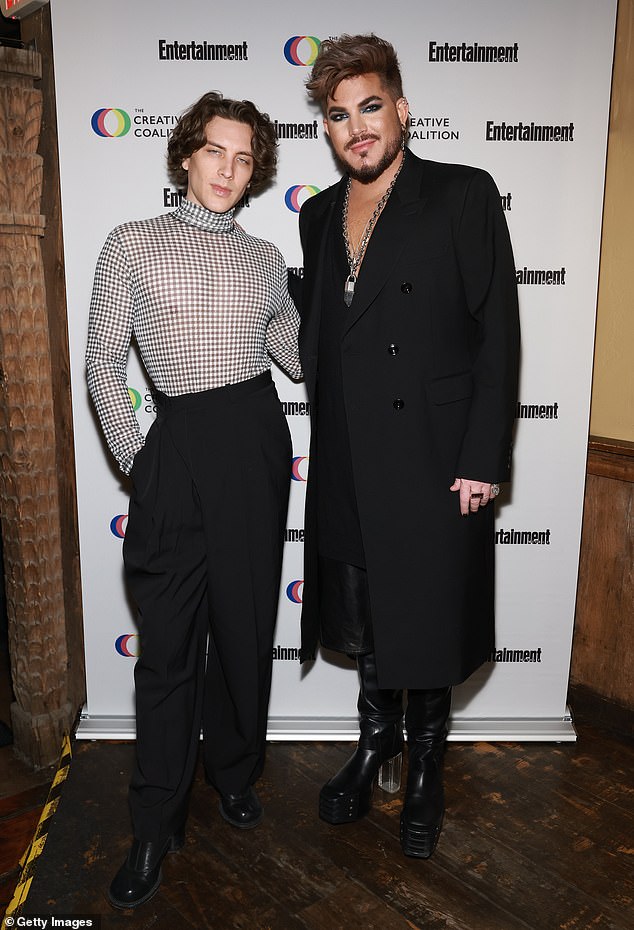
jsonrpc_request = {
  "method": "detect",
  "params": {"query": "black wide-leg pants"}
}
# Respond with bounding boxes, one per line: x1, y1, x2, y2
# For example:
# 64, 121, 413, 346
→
122, 371, 291, 843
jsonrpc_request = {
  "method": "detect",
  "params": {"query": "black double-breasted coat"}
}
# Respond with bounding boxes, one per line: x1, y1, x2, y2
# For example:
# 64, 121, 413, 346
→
297, 150, 520, 689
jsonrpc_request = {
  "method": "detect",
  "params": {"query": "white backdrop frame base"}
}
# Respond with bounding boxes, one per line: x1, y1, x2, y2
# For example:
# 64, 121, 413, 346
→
76, 710, 576, 742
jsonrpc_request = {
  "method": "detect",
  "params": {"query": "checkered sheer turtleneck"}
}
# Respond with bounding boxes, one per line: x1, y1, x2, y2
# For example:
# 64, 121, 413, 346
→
86, 198, 302, 474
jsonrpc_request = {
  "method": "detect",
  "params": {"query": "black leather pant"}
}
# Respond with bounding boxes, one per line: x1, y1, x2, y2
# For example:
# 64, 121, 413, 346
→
318, 556, 374, 655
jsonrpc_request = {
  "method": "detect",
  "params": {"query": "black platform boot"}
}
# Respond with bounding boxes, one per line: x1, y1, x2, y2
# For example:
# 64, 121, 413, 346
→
400, 686, 452, 858
319, 652, 403, 824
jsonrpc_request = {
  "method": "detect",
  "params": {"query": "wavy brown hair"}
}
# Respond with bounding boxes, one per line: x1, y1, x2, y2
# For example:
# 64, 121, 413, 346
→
306, 34, 404, 110
167, 92, 277, 193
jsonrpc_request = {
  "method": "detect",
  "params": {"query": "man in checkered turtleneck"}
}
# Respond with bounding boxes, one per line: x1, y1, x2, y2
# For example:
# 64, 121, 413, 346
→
86, 92, 301, 910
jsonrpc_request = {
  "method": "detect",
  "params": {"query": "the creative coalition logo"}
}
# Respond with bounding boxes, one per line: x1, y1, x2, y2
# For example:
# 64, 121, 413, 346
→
291, 456, 309, 481
284, 36, 321, 66
408, 114, 459, 142
110, 514, 128, 538
115, 634, 141, 657
133, 109, 178, 138
128, 387, 142, 411
285, 185, 320, 212
286, 580, 304, 604
91, 108, 131, 138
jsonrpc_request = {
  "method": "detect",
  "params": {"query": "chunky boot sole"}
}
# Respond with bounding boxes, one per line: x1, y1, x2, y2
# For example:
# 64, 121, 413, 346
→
319, 783, 373, 824
319, 751, 403, 824
399, 813, 443, 859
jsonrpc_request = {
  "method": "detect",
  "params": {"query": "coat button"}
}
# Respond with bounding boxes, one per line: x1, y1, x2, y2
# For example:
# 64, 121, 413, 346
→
401, 282, 413, 294
393, 398, 405, 410
387, 343, 399, 355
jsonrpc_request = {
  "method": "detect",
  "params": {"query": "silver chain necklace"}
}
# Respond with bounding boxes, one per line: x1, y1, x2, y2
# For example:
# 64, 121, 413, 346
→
342, 157, 404, 307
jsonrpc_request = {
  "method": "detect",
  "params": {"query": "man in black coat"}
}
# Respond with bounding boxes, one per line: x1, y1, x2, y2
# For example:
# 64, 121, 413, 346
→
295, 34, 520, 858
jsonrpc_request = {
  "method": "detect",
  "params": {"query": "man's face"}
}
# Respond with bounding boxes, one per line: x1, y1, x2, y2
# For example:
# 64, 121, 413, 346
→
182, 116, 254, 213
323, 72, 408, 183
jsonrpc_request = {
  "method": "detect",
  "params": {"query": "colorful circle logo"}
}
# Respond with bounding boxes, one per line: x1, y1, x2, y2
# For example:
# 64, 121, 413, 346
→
91, 108, 131, 137
128, 387, 142, 411
110, 514, 128, 538
286, 580, 304, 604
291, 456, 309, 481
115, 634, 141, 657
283, 36, 321, 66
285, 185, 320, 213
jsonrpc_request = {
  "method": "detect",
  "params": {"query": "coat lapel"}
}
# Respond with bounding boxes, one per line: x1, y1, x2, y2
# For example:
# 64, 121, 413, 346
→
342, 152, 428, 335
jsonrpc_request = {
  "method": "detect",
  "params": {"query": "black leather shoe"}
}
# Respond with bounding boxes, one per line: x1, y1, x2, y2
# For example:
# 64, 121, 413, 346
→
108, 831, 184, 909
219, 786, 262, 829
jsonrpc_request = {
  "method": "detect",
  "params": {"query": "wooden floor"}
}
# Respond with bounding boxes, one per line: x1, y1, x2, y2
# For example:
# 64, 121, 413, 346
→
0, 640, 56, 914
1, 701, 633, 929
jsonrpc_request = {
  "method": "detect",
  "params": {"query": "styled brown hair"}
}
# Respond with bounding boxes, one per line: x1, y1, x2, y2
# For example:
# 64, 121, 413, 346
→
167, 92, 277, 193
306, 34, 404, 110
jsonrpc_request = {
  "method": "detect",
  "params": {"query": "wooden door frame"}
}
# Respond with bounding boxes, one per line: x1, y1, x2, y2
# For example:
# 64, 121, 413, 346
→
0, 7, 84, 769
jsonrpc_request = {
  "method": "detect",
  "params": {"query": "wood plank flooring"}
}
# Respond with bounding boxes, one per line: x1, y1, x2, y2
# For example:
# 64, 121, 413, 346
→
0, 782, 50, 913
3, 710, 632, 930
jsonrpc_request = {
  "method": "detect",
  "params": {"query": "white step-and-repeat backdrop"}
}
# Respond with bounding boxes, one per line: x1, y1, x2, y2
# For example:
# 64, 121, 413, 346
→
50, 0, 616, 741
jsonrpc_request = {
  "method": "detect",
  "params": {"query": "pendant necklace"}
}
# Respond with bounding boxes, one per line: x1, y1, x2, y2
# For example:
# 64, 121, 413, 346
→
342, 157, 403, 308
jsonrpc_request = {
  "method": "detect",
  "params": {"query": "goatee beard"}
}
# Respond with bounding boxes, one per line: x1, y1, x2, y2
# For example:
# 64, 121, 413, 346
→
344, 133, 404, 184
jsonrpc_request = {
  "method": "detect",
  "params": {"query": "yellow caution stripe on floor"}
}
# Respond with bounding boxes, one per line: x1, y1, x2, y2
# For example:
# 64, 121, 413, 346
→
2, 732, 72, 927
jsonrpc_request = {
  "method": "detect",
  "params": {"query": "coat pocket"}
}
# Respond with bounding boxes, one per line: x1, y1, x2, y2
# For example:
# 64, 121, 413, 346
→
427, 371, 473, 405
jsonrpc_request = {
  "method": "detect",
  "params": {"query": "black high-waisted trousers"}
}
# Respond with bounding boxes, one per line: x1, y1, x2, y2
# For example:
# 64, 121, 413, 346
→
122, 371, 291, 843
